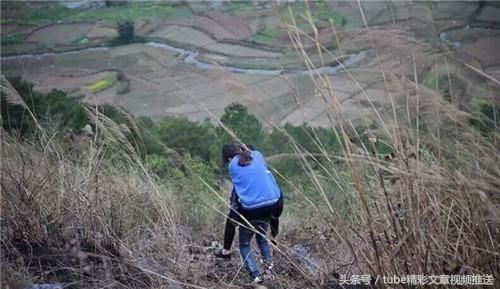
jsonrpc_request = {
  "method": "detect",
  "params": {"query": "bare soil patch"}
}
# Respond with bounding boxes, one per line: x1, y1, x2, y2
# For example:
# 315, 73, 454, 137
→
27, 23, 94, 46
159, 11, 257, 44
1, 24, 18, 35
1, 42, 43, 55
346, 26, 436, 75
150, 24, 282, 58
298, 26, 347, 50
136, 19, 164, 36
431, 2, 479, 20
205, 10, 253, 39
457, 35, 500, 67
151, 25, 216, 47
192, 15, 239, 40
476, 6, 500, 22
434, 19, 467, 33
367, 3, 412, 26
325, 2, 364, 28
1, 24, 35, 35
86, 25, 117, 39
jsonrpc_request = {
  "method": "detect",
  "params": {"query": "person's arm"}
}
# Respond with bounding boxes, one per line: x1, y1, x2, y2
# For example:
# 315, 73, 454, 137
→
269, 172, 284, 240
228, 187, 240, 217
269, 170, 283, 218
217, 187, 239, 257
267, 169, 282, 197
229, 187, 238, 209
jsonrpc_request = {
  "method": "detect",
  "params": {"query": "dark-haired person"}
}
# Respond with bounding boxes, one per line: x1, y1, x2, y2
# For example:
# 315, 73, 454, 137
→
218, 143, 280, 284
215, 174, 283, 260
215, 144, 284, 258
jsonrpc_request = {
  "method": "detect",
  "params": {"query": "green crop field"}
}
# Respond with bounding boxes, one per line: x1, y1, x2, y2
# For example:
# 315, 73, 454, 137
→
88, 74, 116, 93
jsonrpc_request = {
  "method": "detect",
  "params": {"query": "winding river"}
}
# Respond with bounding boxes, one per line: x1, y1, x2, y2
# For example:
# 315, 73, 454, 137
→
4, 24, 496, 76
1, 41, 367, 76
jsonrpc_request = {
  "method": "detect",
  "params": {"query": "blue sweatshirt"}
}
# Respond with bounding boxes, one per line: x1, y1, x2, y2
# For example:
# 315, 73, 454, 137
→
229, 171, 282, 210
229, 150, 280, 210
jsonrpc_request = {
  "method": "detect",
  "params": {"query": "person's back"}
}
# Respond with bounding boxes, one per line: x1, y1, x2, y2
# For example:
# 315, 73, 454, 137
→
222, 144, 279, 284
229, 150, 280, 210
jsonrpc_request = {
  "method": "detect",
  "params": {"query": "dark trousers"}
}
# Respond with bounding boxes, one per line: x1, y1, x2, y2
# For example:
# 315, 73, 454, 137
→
270, 195, 284, 237
223, 198, 283, 250
223, 208, 240, 250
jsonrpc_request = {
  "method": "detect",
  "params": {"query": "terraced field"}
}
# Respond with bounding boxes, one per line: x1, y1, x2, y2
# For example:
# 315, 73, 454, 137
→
27, 23, 94, 46
2, 1, 499, 127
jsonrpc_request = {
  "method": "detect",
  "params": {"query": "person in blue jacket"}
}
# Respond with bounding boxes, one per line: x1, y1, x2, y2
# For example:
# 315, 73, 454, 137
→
218, 143, 281, 284
215, 145, 284, 261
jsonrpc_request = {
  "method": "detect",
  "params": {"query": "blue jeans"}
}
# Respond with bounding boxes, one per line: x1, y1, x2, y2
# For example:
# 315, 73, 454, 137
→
239, 220, 272, 279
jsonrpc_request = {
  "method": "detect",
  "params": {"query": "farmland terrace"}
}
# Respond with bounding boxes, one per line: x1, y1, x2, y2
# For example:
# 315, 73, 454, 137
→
1, 1, 499, 127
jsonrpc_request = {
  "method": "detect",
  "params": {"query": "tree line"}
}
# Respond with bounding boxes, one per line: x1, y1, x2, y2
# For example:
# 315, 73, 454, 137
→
3, 77, 497, 201
1, 77, 378, 168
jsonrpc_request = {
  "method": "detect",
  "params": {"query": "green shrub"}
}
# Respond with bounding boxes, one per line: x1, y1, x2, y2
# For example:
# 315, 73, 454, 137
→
115, 20, 135, 44
1, 77, 88, 134
1, 32, 26, 45
469, 99, 500, 135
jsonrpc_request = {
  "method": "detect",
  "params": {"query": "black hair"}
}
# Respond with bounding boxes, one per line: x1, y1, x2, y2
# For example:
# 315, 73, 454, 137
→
222, 142, 252, 166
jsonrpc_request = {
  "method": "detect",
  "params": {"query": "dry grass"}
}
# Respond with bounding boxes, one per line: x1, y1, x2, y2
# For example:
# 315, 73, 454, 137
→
0, 95, 199, 288
267, 3, 500, 287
